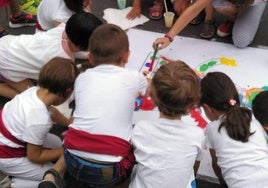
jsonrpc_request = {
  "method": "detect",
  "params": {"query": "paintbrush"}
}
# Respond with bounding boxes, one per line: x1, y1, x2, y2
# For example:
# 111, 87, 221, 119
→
148, 44, 159, 72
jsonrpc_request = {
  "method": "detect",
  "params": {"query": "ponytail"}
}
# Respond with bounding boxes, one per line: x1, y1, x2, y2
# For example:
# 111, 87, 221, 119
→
219, 100, 253, 142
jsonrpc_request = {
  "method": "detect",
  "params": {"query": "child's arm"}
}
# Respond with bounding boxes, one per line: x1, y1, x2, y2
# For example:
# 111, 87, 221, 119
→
126, 0, 141, 20
209, 148, 228, 186
193, 160, 200, 176
27, 143, 62, 164
50, 106, 73, 126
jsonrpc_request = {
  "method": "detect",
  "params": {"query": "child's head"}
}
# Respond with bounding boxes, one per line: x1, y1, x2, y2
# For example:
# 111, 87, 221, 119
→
150, 60, 200, 117
65, 12, 102, 51
88, 24, 129, 66
252, 91, 268, 133
38, 57, 79, 102
200, 72, 253, 142
63, 0, 91, 12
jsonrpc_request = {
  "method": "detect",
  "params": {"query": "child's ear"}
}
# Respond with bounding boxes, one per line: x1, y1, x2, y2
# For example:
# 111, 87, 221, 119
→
122, 50, 130, 64
88, 53, 95, 66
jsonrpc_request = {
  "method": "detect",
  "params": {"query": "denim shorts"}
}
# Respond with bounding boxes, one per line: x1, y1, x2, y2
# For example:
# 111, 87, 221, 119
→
64, 147, 129, 188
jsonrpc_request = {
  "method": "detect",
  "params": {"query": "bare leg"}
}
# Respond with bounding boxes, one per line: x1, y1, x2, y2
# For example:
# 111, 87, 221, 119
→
5, 79, 35, 93
0, 82, 19, 98
9, 0, 22, 17
43, 154, 66, 183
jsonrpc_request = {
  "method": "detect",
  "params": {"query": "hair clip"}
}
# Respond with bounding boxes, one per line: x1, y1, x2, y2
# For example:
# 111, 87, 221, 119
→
229, 99, 236, 106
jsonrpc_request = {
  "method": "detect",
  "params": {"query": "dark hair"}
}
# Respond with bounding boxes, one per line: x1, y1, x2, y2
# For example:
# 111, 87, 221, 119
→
151, 60, 200, 117
252, 91, 268, 126
65, 12, 103, 51
88, 24, 129, 65
200, 72, 253, 142
63, 0, 85, 12
38, 57, 79, 97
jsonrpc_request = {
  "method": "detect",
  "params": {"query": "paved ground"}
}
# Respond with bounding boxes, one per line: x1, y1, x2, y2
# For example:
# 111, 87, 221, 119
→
0, 0, 267, 187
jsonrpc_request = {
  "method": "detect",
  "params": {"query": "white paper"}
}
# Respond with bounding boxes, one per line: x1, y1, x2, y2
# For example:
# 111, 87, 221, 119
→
103, 7, 149, 30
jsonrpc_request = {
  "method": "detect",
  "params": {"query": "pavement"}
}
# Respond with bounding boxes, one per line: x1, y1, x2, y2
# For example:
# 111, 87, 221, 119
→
0, 0, 267, 187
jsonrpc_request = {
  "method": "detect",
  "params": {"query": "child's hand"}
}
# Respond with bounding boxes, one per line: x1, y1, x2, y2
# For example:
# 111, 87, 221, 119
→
153, 37, 170, 50
126, 6, 141, 20
49, 106, 73, 126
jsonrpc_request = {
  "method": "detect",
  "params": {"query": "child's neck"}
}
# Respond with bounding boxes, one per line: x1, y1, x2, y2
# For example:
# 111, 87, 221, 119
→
37, 88, 59, 108
160, 112, 181, 120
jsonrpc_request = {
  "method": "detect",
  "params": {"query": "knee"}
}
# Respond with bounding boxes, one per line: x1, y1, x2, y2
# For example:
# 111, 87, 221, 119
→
232, 34, 253, 48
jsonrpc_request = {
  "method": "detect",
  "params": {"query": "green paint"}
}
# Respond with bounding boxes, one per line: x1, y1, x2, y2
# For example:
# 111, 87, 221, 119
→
160, 60, 167, 65
199, 64, 209, 72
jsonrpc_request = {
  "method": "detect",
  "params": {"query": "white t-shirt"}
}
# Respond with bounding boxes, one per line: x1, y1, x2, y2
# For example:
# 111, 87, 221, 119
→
0, 23, 71, 82
206, 118, 268, 188
68, 64, 148, 162
0, 86, 52, 147
37, 0, 73, 31
129, 118, 205, 188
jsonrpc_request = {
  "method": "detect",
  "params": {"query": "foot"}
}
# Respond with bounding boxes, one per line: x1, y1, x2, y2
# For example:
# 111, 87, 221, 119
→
38, 169, 65, 188
9, 12, 36, 28
217, 20, 234, 37
200, 20, 216, 39
149, 0, 164, 20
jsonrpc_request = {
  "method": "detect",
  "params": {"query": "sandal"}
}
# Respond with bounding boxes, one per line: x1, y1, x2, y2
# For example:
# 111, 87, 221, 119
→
200, 20, 216, 39
38, 169, 65, 188
149, 0, 164, 20
190, 10, 205, 25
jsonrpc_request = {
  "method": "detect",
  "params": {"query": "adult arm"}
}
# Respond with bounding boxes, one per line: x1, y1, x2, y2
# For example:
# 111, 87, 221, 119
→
153, 0, 210, 49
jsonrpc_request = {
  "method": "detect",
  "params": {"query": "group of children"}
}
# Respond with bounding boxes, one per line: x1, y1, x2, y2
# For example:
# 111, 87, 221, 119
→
0, 0, 268, 188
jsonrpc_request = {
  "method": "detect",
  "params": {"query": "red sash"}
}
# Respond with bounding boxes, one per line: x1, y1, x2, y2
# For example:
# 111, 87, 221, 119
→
64, 127, 135, 176
0, 109, 27, 158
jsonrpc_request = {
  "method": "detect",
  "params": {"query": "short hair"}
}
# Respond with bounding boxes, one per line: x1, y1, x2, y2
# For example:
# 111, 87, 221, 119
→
65, 12, 103, 51
38, 57, 79, 97
63, 0, 85, 12
151, 60, 200, 117
252, 91, 268, 126
88, 24, 129, 65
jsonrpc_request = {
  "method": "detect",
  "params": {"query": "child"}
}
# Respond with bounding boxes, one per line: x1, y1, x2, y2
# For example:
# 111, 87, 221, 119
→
129, 60, 205, 188
40, 23, 148, 188
0, 12, 102, 99
0, 57, 78, 188
252, 90, 268, 135
153, 0, 266, 48
200, 72, 268, 187
36, 0, 92, 32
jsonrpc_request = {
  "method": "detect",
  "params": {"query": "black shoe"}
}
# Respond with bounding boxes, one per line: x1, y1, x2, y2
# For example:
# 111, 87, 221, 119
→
200, 20, 216, 39
9, 12, 36, 28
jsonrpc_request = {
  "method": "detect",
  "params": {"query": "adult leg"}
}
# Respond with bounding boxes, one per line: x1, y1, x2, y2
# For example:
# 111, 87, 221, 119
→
232, 2, 267, 48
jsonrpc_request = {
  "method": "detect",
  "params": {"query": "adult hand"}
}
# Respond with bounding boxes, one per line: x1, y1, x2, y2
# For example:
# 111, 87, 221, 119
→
126, 7, 141, 20
153, 37, 171, 50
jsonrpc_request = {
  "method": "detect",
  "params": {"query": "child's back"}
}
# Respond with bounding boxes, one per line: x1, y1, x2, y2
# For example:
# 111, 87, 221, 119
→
37, 0, 92, 31
130, 61, 205, 188
63, 24, 148, 187
201, 72, 268, 188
